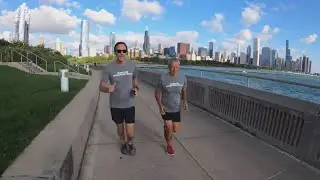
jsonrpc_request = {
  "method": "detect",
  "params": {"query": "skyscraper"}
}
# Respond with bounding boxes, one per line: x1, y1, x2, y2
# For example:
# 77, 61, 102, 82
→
143, 27, 150, 55
209, 41, 214, 58
54, 38, 63, 53
253, 37, 260, 66
110, 32, 116, 55
79, 20, 89, 57
285, 40, 293, 70
158, 44, 162, 54
271, 49, 277, 68
177, 42, 190, 59
261, 47, 271, 67
13, 3, 30, 44
246, 45, 251, 64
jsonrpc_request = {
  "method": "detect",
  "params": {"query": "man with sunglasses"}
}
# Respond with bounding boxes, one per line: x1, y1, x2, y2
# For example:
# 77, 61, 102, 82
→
99, 42, 138, 156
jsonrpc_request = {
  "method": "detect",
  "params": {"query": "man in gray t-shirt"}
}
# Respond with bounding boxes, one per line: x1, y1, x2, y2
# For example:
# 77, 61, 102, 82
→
99, 42, 138, 156
155, 59, 188, 156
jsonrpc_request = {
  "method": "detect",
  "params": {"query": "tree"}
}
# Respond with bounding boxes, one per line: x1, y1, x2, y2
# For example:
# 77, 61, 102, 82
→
0, 39, 10, 47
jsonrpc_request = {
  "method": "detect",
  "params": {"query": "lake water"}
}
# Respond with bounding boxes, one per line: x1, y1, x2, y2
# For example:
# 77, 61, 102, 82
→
140, 65, 320, 104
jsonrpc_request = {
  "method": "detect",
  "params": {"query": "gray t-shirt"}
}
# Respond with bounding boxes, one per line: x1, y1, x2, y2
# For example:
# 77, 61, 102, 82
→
156, 72, 187, 113
102, 60, 137, 108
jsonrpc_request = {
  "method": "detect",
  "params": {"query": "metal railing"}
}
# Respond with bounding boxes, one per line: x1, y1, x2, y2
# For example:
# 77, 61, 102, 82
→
68, 61, 90, 75
22, 49, 48, 71
54, 60, 78, 73
1, 46, 90, 75
0, 47, 48, 71
11, 49, 42, 73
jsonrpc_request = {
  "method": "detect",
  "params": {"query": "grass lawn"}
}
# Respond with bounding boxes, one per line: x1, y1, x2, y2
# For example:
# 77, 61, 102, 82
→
0, 66, 88, 174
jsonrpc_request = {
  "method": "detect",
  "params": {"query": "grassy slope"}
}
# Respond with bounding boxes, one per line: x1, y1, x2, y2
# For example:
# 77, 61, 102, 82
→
0, 66, 88, 174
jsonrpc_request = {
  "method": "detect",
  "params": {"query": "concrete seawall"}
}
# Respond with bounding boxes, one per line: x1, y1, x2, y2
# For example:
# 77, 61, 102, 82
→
137, 69, 320, 171
0, 70, 101, 180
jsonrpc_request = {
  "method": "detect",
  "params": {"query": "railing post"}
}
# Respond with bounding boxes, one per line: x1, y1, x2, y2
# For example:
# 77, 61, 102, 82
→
54, 61, 56, 72
11, 50, 13, 62
46, 62, 47, 71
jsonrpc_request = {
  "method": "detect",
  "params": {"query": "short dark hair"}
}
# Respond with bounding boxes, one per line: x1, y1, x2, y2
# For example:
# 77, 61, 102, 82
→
114, 41, 128, 54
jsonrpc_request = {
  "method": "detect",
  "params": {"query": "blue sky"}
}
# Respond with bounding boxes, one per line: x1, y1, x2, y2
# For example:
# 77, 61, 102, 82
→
0, 0, 319, 72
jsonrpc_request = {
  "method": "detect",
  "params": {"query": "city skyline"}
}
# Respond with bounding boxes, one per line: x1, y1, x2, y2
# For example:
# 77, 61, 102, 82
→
0, 0, 319, 72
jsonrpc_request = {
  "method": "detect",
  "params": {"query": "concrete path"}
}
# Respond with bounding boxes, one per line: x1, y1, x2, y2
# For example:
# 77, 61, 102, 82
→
79, 82, 320, 180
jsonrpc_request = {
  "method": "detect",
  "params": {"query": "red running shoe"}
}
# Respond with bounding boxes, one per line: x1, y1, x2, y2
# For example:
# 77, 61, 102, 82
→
167, 145, 175, 156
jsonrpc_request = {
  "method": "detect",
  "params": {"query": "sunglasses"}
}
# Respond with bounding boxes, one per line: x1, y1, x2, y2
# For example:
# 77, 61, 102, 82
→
116, 49, 127, 53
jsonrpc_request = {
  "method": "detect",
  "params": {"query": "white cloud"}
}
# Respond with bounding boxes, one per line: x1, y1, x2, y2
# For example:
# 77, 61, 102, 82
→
271, 3, 296, 12
220, 29, 252, 52
300, 34, 318, 44
0, 6, 80, 34
66, 1, 80, 8
31, 6, 80, 34
241, 2, 265, 27
256, 25, 280, 44
219, 25, 279, 52
201, 13, 224, 32
209, 39, 216, 43
0, 30, 11, 40
121, 0, 164, 21
40, 0, 80, 8
83, 9, 116, 25
0, 10, 15, 28
170, 0, 184, 6
41, 0, 68, 5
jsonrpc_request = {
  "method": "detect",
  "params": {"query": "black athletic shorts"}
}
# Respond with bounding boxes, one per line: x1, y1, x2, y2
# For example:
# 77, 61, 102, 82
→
110, 106, 135, 124
161, 111, 181, 122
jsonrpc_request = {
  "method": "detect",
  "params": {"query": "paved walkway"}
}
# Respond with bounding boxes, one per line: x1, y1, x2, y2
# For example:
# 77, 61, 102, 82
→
79, 82, 320, 180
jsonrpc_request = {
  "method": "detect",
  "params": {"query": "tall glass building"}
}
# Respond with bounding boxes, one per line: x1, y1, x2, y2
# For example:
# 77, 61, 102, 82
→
110, 32, 116, 55
13, 3, 30, 44
79, 20, 89, 57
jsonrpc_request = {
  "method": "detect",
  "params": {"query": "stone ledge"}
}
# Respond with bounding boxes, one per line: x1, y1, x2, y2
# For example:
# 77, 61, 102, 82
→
0, 71, 101, 180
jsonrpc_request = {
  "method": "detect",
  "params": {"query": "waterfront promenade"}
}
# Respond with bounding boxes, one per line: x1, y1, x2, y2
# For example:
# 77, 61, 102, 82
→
1, 68, 319, 180
79, 79, 320, 180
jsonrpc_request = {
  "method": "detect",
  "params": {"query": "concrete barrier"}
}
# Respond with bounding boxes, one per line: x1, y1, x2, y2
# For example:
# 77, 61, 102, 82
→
137, 69, 320, 170
0, 70, 101, 180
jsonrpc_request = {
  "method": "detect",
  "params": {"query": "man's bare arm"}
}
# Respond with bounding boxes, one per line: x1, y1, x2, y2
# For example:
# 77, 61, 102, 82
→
132, 78, 139, 90
181, 88, 187, 104
154, 90, 162, 107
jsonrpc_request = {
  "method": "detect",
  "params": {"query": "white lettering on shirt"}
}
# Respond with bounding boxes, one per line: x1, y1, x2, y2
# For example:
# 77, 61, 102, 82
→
113, 71, 133, 77
165, 82, 183, 88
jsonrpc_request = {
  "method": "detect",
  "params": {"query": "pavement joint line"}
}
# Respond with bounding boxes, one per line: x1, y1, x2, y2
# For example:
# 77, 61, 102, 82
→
191, 98, 320, 175
87, 140, 166, 146
139, 82, 320, 177
264, 163, 301, 180
138, 94, 215, 180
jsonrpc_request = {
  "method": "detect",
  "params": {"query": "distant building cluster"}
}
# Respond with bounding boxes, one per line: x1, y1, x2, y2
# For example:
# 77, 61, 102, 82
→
156, 38, 312, 74
4, 3, 314, 73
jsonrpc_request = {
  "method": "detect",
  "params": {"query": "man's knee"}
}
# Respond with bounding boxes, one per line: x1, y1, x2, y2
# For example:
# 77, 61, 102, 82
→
117, 123, 125, 131
173, 122, 181, 133
165, 121, 173, 131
